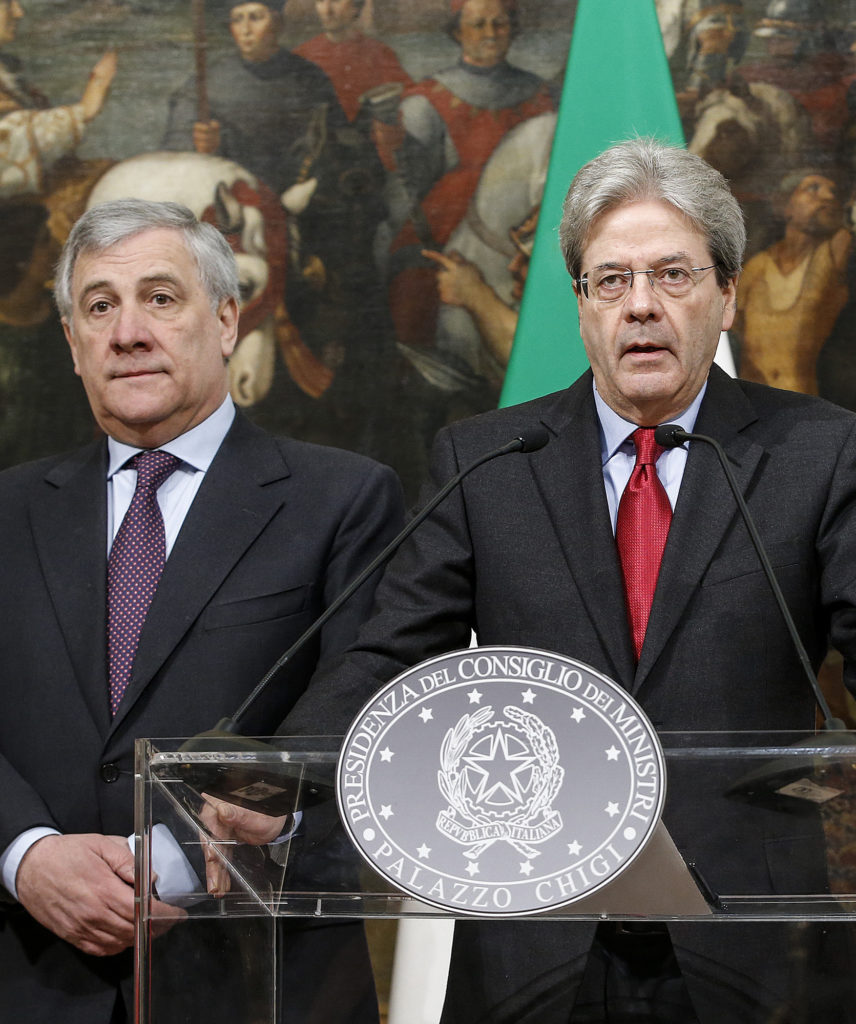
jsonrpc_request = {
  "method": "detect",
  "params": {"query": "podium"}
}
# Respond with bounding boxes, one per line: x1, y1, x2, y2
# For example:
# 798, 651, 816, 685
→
135, 731, 856, 1023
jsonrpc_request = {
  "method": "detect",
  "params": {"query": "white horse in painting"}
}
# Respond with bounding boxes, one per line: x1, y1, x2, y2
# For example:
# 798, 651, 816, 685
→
87, 151, 332, 407
88, 152, 280, 406
429, 111, 557, 389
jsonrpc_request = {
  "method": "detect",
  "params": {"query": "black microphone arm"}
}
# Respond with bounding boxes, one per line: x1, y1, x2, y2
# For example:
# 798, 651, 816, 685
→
654, 423, 845, 732
215, 427, 551, 735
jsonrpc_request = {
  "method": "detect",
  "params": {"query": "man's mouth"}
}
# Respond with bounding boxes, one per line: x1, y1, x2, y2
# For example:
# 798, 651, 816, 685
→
112, 368, 163, 380
622, 343, 668, 357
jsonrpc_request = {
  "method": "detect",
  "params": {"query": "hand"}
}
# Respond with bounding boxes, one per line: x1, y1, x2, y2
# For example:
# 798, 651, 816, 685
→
81, 51, 117, 122
193, 120, 221, 155
199, 794, 288, 897
422, 249, 488, 307
370, 120, 406, 171
16, 833, 137, 956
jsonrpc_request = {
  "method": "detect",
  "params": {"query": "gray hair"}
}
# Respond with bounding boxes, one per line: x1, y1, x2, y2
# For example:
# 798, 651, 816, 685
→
559, 137, 745, 286
54, 198, 240, 322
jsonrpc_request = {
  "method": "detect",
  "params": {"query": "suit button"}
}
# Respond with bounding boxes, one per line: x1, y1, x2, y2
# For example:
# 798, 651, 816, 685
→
100, 762, 120, 783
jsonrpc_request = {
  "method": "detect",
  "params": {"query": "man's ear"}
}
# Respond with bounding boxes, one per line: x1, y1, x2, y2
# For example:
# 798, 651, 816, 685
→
721, 275, 738, 332
62, 319, 82, 377
218, 296, 240, 360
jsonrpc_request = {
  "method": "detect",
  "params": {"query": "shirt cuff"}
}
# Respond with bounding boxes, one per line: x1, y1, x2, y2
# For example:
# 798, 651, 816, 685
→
271, 810, 303, 844
128, 824, 204, 902
0, 827, 61, 900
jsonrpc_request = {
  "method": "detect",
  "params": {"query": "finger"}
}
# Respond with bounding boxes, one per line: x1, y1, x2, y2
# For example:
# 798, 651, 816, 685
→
98, 834, 136, 886
421, 249, 453, 269
149, 898, 187, 937
201, 794, 285, 844
206, 859, 232, 897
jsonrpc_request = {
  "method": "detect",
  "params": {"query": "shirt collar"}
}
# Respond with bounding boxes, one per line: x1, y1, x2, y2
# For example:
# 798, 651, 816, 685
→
107, 395, 236, 478
593, 378, 707, 464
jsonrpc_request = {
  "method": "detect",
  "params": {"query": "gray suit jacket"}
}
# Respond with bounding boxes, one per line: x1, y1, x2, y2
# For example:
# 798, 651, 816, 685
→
301, 367, 856, 1023
0, 411, 403, 1024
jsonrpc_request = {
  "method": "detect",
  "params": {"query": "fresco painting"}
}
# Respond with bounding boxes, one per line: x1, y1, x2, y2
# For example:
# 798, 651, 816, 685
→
3, 0, 856, 497
0, 0, 568, 497
663, 0, 856, 410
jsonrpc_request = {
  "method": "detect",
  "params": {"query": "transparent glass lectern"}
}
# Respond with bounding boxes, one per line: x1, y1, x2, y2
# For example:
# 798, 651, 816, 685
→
135, 731, 856, 1023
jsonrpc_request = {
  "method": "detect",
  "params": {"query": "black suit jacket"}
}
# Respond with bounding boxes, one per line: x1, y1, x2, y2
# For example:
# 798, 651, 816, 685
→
299, 367, 856, 1023
0, 412, 403, 1023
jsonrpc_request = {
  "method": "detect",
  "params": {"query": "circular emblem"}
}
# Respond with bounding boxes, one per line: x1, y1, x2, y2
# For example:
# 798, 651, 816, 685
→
336, 647, 666, 916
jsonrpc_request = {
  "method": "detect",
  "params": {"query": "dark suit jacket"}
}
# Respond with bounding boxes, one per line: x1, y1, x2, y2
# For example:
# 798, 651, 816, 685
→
0, 411, 403, 1024
299, 367, 856, 1023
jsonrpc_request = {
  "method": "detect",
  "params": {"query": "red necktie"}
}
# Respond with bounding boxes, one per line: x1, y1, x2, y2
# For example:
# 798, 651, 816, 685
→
107, 450, 180, 716
616, 428, 672, 660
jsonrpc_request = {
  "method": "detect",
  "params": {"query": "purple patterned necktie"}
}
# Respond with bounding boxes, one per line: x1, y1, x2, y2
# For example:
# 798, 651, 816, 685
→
107, 450, 180, 716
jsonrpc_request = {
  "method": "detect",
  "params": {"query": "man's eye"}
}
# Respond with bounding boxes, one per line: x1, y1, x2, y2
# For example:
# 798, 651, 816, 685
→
660, 268, 690, 283
598, 273, 627, 290
89, 300, 111, 314
151, 293, 173, 306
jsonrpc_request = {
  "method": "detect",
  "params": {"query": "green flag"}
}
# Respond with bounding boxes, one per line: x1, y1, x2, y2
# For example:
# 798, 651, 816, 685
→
500, 0, 684, 407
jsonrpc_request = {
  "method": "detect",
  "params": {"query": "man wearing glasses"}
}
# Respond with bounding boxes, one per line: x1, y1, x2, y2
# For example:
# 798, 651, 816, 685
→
294, 137, 856, 1021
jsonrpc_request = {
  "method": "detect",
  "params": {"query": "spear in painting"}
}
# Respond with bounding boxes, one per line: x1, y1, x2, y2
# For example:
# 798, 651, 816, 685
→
191, 0, 210, 124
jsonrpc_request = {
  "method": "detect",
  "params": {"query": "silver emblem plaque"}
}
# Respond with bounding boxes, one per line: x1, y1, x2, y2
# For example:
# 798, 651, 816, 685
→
337, 647, 666, 916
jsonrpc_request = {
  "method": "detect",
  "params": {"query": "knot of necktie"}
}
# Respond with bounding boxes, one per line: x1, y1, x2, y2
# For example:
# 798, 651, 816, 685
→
131, 449, 181, 491
631, 427, 665, 468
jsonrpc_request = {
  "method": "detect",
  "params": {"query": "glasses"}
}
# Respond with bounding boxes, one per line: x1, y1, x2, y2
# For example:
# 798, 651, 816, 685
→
576, 264, 718, 303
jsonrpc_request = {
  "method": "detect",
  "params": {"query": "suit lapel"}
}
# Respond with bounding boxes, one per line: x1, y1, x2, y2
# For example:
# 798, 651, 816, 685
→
635, 367, 764, 691
110, 414, 290, 730
30, 440, 112, 734
531, 375, 636, 686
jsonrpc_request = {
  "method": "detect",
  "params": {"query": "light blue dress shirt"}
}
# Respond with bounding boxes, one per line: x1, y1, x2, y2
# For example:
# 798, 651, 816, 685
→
593, 379, 706, 532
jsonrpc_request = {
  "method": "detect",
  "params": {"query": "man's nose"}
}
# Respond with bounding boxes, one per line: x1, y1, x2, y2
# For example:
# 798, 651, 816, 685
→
110, 306, 154, 350
623, 272, 663, 319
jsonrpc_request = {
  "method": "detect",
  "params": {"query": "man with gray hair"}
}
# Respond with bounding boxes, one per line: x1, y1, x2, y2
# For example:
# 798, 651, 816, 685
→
0, 198, 403, 1023
294, 137, 856, 1021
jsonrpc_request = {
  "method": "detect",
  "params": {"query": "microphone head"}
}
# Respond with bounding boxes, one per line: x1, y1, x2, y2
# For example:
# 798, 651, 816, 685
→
516, 427, 550, 453
654, 423, 689, 449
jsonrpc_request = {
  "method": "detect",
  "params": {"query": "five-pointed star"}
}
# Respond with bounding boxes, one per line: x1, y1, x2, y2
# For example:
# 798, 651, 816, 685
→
567, 840, 582, 856
379, 747, 394, 762
416, 844, 431, 859
605, 746, 620, 761
466, 861, 480, 876
462, 729, 536, 807
467, 688, 483, 704
521, 688, 536, 704
570, 707, 586, 723
519, 860, 534, 876
379, 805, 394, 819
605, 802, 620, 817
419, 707, 434, 723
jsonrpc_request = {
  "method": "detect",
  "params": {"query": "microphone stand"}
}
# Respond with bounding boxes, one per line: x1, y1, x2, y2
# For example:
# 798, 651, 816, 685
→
655, 424, 856, 811
172, 430, 549, 814
181, 429, 549, 749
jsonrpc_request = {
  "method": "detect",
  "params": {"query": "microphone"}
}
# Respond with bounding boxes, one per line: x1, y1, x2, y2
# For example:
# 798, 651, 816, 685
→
654, 423, 855, 811
174, 428, 552, 813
